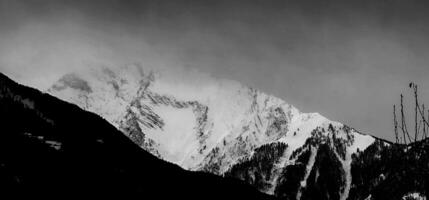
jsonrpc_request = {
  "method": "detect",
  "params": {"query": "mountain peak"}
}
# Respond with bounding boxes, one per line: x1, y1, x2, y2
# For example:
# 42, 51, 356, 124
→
47, 65, 378, 198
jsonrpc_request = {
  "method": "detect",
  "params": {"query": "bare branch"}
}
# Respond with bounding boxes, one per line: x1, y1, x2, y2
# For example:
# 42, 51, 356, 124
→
400, 94, 412, 144
414, 84, 418, 143
394, 105, 399, 143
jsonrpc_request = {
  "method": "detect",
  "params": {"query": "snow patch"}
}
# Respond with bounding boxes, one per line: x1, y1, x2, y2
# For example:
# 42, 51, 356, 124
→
23, 132, 62, 150
266, 147, 292, 195
279, 112, 328, 155
349, 132, 376, 153
296, 146, 318, 200
143, 105, 198, 167
333, 145, 352, 200
403, 192, 427, 200
45, 140, 62, 150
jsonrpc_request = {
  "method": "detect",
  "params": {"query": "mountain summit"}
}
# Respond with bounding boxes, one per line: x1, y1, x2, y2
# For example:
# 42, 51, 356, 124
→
44, 64, 429, 199
45, 64, 382, 198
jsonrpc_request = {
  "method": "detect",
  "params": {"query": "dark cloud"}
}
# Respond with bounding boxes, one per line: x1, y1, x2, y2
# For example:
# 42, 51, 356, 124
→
1, 0, 429, 141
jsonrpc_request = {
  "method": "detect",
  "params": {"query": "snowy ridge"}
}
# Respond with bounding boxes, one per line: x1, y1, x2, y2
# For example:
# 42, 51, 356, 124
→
47, 64, 377, 198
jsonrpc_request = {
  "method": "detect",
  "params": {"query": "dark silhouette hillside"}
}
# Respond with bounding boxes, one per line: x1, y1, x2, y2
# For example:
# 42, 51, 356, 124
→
0, 72, 276, 199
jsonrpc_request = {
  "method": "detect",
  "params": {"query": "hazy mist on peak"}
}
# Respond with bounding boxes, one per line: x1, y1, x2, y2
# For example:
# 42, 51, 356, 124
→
1, 0, 429, 141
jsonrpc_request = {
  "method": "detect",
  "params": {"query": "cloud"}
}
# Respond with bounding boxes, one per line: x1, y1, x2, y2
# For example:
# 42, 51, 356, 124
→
1, 0, 429, 141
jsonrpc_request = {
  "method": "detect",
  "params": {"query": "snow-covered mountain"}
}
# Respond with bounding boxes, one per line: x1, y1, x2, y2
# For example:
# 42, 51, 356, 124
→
46, 64, 428, 199
0, 72, 274, 199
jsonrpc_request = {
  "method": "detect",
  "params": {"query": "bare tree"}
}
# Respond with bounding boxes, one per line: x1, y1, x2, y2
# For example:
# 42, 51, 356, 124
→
394, 105, 399, 143
393, 82, 429, 144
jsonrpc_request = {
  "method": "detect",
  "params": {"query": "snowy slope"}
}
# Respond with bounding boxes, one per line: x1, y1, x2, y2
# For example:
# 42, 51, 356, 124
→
47, 64, 377, 198
0, 72, 275, 199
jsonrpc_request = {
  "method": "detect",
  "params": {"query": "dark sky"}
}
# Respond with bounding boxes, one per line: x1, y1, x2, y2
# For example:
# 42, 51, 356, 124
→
1, 0, 429, 141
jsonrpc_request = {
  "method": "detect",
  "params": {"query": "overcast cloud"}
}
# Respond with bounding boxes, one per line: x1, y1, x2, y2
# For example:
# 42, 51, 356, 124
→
1, 0, 429, 141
